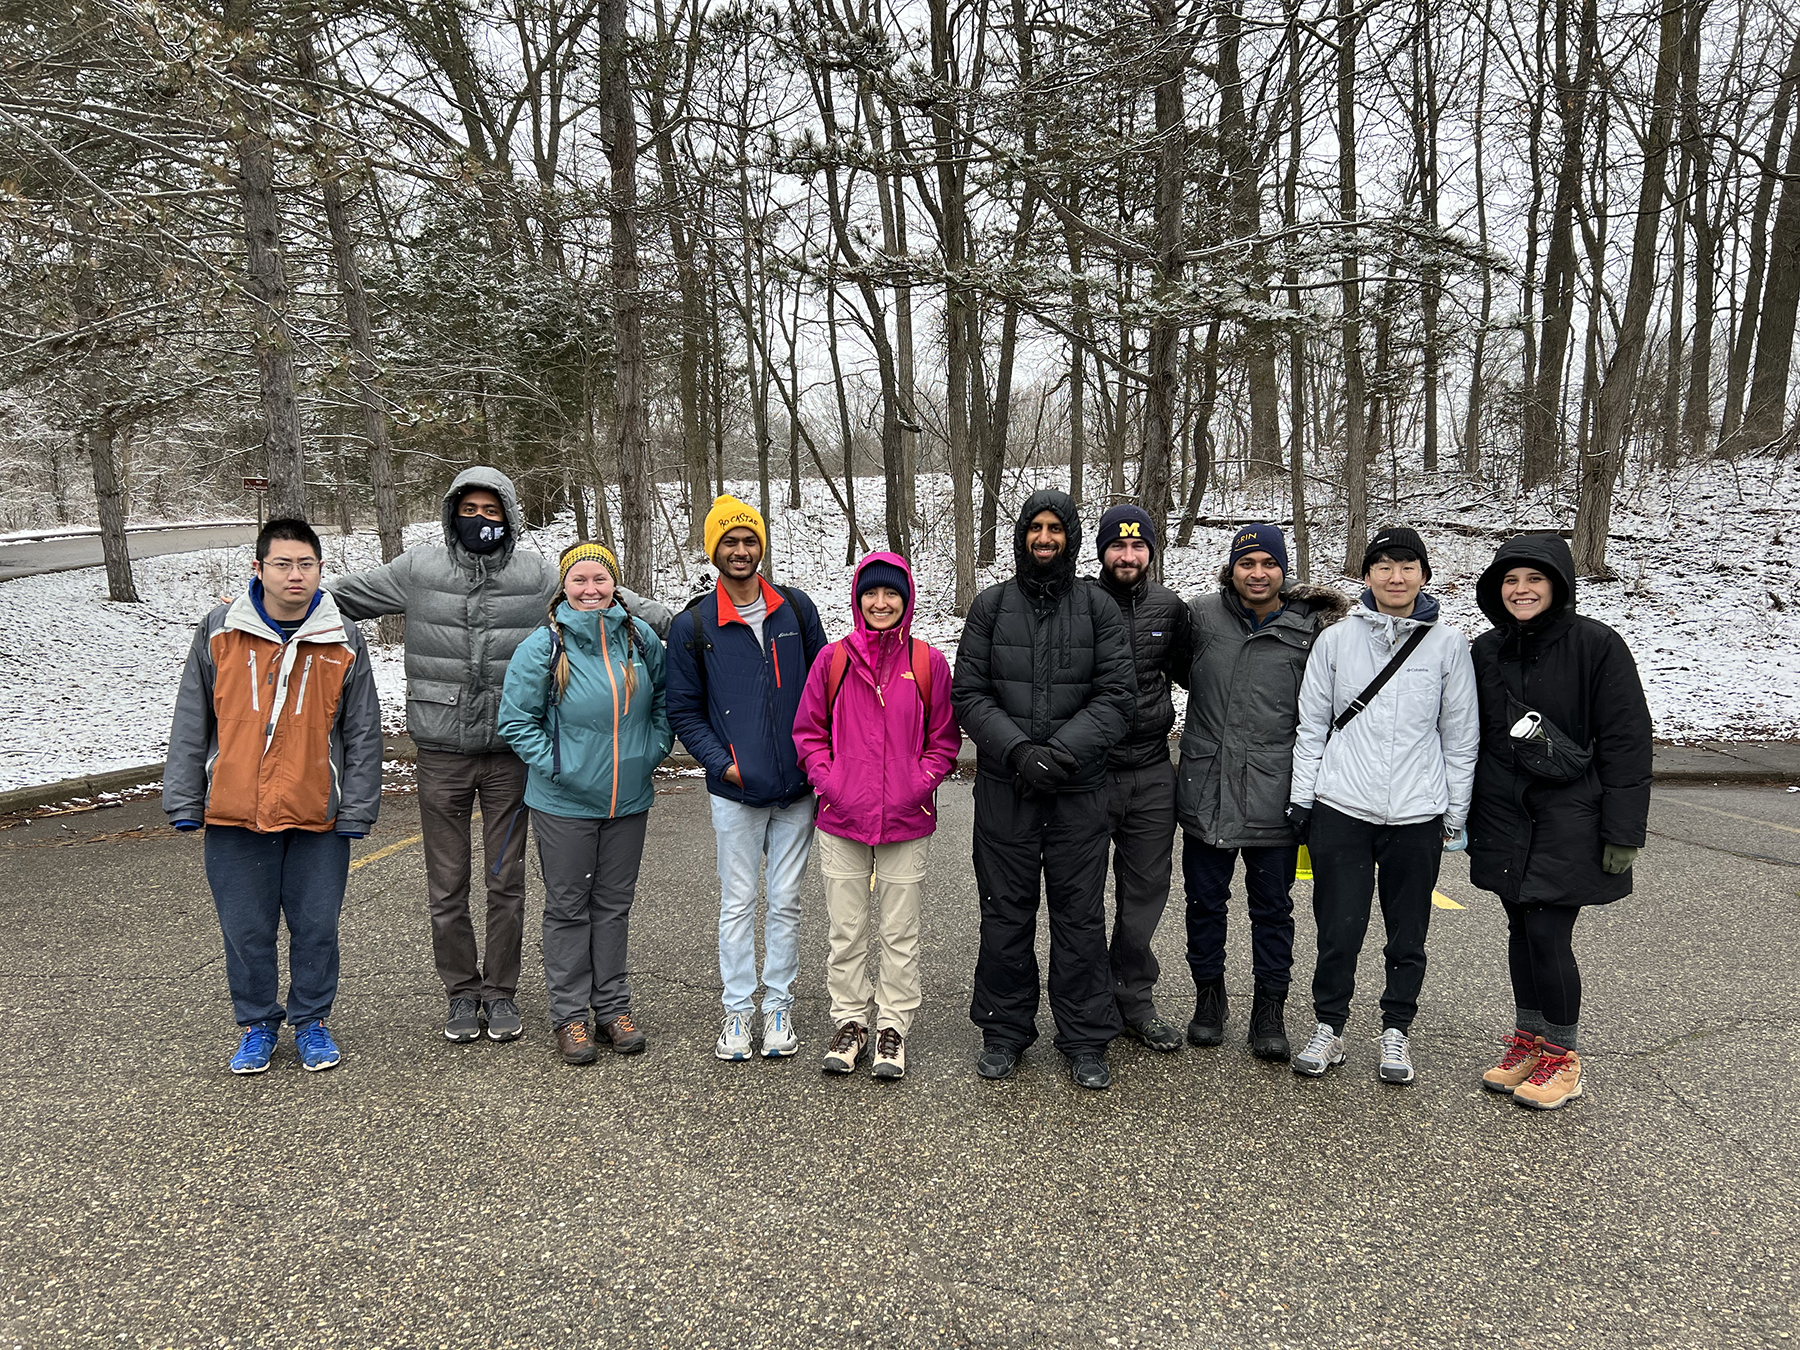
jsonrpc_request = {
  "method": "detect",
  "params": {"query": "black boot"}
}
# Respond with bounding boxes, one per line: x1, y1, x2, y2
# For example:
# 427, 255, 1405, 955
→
1249, 984, 1291, 1062
1187, 979, 1228, 1047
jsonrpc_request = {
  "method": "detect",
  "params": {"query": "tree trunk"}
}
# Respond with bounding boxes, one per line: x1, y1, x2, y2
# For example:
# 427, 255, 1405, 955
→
1661, 136, 1689, 473
1745, 65, 1800, 449
225, 0, 306, 521
1412, 0, 1442, 473
1338, 0, 1369, 575
1283, 0, 1309, 579
931, 0, 976, 612
599, 0, 652, 591
1176, 319, 1222, 546
1464, 0, 1493, 476
1572, 0, 1682, 576
1525, 0, 1599, 491
1722, 29, 1800, 443
69, 207, 137, 603
1064, 193, 1088, 505
1142, 0, 1187, 530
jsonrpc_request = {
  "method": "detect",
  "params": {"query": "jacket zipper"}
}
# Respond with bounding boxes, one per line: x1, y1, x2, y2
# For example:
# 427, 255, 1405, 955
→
293, 654, 313, 717
600, 622, 622, 816
248, 653, 260, 712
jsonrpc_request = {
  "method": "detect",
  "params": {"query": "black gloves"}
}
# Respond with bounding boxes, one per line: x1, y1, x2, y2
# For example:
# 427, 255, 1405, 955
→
1285, 802, 1312, 843
1012, 742, 1077, 795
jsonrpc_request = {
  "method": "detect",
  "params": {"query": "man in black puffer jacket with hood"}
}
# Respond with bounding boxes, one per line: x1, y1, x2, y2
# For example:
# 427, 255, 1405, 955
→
953, 490, 1135, 1089
1091, 504, 1194, 1054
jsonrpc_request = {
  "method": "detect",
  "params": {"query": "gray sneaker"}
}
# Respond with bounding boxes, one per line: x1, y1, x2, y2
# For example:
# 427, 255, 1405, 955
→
483, 998, 523, 1042
761, 1008, 799, 1058
1292, 1022, 1347, 1077
1378, 1028, 1416, 1084
444, 998, 481, 1043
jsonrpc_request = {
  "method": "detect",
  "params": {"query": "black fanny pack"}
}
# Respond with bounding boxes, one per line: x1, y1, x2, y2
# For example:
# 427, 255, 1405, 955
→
1505, 695, 1593, 783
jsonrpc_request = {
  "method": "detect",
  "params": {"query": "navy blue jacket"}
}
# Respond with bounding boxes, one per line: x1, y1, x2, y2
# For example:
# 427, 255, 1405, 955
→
666, 578, 827, 808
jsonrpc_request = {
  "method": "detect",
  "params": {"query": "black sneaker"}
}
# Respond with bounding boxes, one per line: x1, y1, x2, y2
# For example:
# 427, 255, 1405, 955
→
445, 998, 481, 1043
1121, 1015, 1184, 1053
976, 1045, 1020, 1080
1069, 1053, 1112, 1090
483, 998, 523, 1042
1187, 979, 1228, 1047
1248, 985, 1291, 1062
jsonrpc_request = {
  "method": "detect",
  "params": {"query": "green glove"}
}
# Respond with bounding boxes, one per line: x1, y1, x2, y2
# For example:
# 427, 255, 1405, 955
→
1602, 844, 1638, 875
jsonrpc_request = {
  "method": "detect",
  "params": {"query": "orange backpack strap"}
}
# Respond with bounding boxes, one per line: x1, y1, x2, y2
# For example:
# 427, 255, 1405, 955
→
823, 642, 851, 747
910, 638, 933, 750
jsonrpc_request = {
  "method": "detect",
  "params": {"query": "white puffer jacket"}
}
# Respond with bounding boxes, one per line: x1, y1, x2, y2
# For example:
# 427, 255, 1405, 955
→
1290, 592, 1479, 830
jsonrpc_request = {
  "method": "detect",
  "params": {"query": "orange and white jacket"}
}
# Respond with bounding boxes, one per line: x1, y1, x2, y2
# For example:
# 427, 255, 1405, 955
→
163, 587, 383, 834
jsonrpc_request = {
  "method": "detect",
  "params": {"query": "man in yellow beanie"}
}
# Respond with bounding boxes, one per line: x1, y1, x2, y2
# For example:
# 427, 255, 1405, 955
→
668, 495, 828, 1062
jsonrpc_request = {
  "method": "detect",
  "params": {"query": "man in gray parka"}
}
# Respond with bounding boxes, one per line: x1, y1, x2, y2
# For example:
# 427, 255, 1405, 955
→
330, 467, 672, 1044
1178, 524, 1346, 1063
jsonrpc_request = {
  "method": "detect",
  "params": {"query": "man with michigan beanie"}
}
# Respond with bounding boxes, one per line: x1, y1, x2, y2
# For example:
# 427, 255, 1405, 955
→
1091, 504, 1193, 1053
667, 495, 828, 1061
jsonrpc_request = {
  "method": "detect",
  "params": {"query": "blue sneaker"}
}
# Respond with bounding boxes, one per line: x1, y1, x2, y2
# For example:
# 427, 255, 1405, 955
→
294, 1019, 341, 1072
230, 1022, 279, 1075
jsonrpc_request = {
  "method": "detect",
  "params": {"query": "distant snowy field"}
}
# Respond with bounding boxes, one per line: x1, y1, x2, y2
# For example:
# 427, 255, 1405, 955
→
3, 458, 1797, 792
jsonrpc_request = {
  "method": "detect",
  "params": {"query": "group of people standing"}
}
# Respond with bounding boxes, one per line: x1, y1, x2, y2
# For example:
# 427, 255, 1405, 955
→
165, 466, 1653, 1111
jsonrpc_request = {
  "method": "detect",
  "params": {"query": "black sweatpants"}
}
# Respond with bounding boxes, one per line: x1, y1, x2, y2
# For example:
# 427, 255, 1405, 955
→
1103, 759, 1178, 1024
1308, 802, 1443, 1035
971, 775, 1122, 1057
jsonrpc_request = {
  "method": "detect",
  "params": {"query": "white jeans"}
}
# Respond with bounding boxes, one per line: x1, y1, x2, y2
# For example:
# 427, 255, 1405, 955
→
711, 794, 816, 1014
816, 830, 929, 1036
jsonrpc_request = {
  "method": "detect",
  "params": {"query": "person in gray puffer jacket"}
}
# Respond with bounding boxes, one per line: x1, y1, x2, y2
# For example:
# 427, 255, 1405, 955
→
1177, 523, 1347, 1063
328, 466, 673, 1044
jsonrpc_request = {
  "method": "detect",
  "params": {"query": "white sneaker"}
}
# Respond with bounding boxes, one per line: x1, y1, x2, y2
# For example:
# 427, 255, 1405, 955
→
714, 1011, 753, 1061
1292, 1022, 1347, 1077
1378, 1028, 1416, 1084
760, 1008, 799, 1058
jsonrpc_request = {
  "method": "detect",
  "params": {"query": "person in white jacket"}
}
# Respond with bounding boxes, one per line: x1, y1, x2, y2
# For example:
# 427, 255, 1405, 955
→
1284, 527, 1478, 1086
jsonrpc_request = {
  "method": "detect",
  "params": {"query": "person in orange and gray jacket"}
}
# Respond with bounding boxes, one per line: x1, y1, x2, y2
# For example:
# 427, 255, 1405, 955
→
164, 518, 383, 1078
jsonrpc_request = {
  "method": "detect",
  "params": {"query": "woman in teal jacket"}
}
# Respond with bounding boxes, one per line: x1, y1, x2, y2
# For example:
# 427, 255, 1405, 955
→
499, 541, 672, 1065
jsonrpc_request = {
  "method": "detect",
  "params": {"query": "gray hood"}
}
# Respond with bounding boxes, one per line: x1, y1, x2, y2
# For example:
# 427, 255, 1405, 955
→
441, 466, 526, 572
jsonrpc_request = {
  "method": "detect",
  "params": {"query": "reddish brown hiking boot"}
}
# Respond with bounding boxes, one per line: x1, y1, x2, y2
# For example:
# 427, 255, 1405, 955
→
1482, 1030, 1543, 1094
556, 1019, 598, 1066
1513, 1046, 1583, 1110
600, 1013, 647, 1054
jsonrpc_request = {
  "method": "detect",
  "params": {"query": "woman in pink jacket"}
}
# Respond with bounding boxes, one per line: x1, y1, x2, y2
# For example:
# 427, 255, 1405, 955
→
792, 553, 960, 1081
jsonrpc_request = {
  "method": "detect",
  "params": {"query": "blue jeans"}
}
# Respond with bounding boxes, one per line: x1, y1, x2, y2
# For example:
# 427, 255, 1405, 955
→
711, 794, 815, 1014
204, 825, 351, 1026
1181, 835, 1298, 993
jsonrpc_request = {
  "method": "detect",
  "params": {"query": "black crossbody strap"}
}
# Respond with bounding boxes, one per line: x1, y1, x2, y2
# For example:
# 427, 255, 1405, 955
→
1331, 625, 1432, 733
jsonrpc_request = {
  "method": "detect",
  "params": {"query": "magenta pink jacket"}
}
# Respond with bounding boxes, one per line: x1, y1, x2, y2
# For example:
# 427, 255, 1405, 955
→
792, 553, 961, 846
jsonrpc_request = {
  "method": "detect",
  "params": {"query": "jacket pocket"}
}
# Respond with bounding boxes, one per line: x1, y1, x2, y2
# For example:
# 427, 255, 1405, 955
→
1240, 751, 1294, 833
406, 678, 462, 708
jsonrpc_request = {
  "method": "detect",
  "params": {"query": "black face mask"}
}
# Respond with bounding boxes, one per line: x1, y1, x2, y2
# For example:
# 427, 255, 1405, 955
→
454, 515, 508, 554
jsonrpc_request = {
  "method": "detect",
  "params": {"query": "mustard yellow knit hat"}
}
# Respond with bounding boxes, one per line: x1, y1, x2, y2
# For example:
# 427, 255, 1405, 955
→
559, 541, 618, 586
704, 494, 767, 562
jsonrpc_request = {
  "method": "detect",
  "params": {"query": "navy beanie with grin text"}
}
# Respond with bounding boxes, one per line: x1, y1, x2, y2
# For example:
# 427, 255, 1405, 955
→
1228, 523, 1289, 575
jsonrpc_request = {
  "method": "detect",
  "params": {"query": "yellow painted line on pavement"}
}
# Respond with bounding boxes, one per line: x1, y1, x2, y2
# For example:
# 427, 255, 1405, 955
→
349, 833, 423, 871
1431, 891, 1464, 910
1663, 798, 1800, 836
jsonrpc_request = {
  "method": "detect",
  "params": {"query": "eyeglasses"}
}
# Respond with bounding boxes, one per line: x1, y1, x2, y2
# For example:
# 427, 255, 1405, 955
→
261, 558, 318, 574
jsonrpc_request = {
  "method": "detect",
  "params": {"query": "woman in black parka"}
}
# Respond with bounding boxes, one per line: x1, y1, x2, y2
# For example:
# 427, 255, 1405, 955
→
1466, 533, 1652, 1111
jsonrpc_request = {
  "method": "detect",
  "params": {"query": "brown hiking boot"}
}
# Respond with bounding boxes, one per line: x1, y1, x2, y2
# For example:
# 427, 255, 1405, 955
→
1482, 1030, 1543, 1094
599, 1013, 647, 1054
556, 1019, 598, 1065
821, 1021, 867, 1075
1513, 1046, 1583, 1110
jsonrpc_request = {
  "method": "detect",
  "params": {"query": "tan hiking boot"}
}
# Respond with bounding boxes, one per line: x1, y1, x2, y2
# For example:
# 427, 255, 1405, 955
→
1482, 1030, 1544, 1094
871, 1028, 906, 1081
1513, 1046, 1583, 1110
821, 1021, 867, 1075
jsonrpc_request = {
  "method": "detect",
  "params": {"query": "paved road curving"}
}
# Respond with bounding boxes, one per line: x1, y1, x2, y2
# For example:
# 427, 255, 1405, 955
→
0, 524, 259, 582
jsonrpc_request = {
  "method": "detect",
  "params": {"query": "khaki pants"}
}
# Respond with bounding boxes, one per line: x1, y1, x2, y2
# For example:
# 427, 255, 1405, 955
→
816, 830, 929, 1036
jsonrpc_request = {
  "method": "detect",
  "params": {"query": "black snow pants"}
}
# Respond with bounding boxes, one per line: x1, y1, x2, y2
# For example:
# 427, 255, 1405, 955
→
970, 775, 1122, 1057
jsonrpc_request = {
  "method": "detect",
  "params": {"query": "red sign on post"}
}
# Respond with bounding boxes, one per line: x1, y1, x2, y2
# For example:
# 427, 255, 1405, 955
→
243, 477, 270, 490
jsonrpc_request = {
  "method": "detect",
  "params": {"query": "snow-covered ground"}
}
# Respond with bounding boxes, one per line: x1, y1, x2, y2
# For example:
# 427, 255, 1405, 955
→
3, 456, 1797, 792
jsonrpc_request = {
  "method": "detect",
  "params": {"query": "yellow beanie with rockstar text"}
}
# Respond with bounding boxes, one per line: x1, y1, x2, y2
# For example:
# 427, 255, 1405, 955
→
704, 495, 767, 563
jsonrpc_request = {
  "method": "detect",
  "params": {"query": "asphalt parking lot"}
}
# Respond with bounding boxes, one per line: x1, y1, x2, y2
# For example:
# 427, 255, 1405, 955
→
2, 777, 1796, 1348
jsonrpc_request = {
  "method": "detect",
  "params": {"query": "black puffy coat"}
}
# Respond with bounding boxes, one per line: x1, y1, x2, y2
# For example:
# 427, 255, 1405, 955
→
952, 490, 1135, 793
1466, 533, 1653, 907
1095, 569, 1193, 769
1177, 575, 1348, 848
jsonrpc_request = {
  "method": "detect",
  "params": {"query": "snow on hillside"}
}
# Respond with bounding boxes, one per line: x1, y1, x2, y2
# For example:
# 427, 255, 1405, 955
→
2, 457, 1797, 792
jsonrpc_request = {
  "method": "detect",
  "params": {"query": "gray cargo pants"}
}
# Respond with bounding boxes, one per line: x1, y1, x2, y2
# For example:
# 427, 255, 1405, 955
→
532, 807, 650, 1027
417, 747, 530, 1003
